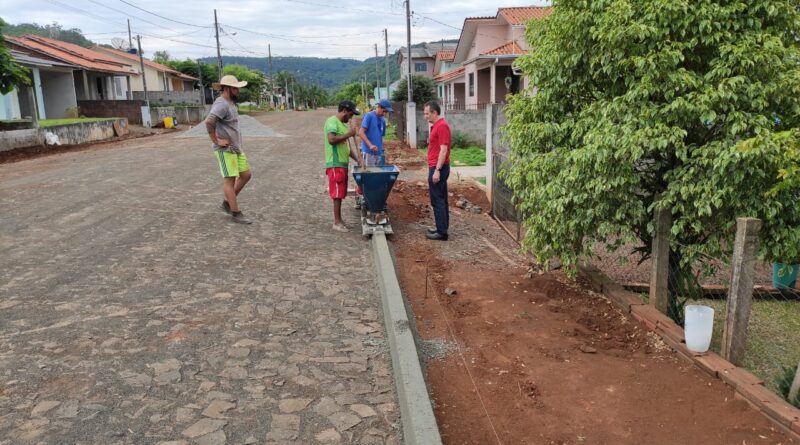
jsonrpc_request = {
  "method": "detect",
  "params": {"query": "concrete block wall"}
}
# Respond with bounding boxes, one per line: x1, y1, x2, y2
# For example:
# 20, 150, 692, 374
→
133, 91, 201, 105
149, 105, 209, 126
78, 100, 146, 125
445, 109, 487, 146
0, 128, 44, 151
0, 118, 127, 151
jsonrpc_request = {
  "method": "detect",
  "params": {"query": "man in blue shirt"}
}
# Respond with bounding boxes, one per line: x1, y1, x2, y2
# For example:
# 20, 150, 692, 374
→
358, 99, 393, 166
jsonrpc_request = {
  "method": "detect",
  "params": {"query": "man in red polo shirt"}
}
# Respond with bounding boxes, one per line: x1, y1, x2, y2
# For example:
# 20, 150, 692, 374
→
423, 101, 451, 240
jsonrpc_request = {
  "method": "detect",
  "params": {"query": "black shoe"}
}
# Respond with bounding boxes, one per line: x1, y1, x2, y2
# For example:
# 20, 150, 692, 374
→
427, 227, 438, 234
231, 211, 252, 225
426, 231, 448, 241
219, 200, 231, 214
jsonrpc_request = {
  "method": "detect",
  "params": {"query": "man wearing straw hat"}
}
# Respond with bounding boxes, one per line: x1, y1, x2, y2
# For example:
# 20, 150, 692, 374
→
206, 74, 253, 224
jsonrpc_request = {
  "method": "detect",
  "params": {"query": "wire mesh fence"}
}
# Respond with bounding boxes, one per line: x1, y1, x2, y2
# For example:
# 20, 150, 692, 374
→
591, 221, 800, 408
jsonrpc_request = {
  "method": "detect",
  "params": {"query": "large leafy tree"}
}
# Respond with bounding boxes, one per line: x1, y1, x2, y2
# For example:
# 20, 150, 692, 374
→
4, 22, 93, 47
0, 18, 30, 95
222, 64, 265, 104
390, 75, 436, 104
504, 1, 800, 295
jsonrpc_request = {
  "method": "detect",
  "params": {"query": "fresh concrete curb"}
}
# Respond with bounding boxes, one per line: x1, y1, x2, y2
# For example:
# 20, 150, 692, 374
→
371, 231, 443, 445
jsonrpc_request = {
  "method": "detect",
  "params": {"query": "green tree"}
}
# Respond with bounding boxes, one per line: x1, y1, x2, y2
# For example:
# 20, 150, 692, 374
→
153, 50, 170, 64
503, 0, 800, 309
0, 18, 30, 95
391, 75, 436, 104
166, 59, 216, 84
223, 64, 265, 104
5, 22, 93, 47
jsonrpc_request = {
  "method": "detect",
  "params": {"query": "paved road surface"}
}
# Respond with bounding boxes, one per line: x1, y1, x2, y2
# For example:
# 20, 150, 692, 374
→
0, 109, 400, 444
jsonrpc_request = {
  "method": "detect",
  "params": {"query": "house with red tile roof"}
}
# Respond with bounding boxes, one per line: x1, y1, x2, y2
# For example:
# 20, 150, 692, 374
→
0, 49, 80, 120
434, 6, 552, 110
93, 46, 197, 93
397, 42, 458, 80
5, 34, 137, 104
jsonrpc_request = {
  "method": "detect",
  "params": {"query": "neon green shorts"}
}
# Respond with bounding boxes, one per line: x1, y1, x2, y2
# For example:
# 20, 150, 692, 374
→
215, 150, 250, 178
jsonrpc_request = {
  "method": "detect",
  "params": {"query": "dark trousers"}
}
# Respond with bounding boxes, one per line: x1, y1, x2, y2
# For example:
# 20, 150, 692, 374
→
428, 164, 450, 235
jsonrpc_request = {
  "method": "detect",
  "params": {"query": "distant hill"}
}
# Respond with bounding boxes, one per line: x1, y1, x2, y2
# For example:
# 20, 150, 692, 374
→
5, 22, 94, 47
205, 39, 457, 91
202, 56, 371, 90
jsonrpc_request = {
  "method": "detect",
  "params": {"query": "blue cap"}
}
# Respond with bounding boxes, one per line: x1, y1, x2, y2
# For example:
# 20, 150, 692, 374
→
377, 99, 394, 112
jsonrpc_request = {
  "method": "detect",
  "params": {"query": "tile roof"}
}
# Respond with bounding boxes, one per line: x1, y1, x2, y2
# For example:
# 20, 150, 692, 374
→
481, 41, 525, 56
10, 49, 78, 68
498, 6, 553, 25
436, 50, 455, 62
94, 46, 197, 81
434, 66, 465, 83
5, 35, 137, 76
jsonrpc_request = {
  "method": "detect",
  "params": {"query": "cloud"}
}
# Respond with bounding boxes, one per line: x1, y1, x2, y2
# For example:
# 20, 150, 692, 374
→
4, 0, 548, 60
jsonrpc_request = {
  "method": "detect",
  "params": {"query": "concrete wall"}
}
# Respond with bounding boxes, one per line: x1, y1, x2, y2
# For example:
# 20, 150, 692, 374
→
0, 89, 21, 120
444, 109, 486, 146
0, 118, 126, 151
78, 100, 146, 124
40, 70, 78, 119
132, 90, 201, 105
149, 105, 209, 126
0, 128, 43, 150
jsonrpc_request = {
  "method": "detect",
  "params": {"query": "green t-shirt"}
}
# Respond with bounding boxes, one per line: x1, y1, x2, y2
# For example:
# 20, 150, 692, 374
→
324, 115, 350, 168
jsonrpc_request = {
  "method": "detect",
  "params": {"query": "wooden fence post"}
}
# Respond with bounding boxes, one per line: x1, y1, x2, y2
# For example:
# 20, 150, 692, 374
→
650, 204, 671, 314
721, 217, 762, 365
790, 360, 800, 403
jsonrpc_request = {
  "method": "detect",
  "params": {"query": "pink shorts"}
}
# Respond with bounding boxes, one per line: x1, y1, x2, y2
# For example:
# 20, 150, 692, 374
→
326, 167, 348, 200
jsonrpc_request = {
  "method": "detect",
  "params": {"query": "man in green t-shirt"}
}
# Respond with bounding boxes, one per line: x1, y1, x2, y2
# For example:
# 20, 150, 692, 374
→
325, 100, 364, 232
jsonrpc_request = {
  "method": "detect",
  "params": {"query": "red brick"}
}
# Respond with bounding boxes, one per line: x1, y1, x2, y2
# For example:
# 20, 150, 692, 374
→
792, 419, 800, 435
720, 367, 764, 390
693, 353, 735, 378
760, 399, 800, 428
655, 318, 684, 345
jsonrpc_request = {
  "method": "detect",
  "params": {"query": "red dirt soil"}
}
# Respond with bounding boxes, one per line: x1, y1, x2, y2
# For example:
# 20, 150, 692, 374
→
387, 180, 795, 445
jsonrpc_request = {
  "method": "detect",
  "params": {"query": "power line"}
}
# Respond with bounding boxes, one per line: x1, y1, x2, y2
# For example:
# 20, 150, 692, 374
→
221, 24, 375, 47
285, 0, 404, 16
117, 0, 213, 28
45, 0, 219, 49
87, 0, 191, 35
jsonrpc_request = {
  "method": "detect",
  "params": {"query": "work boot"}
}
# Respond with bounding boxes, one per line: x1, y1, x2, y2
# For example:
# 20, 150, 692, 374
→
427, 227, 438, 234
219, 200, 231, 214
231, 211, 252, 224
426, 231, 448, 241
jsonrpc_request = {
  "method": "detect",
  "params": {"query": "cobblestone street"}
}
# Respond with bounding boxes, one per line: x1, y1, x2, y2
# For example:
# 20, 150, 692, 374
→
0, 109, 400, 444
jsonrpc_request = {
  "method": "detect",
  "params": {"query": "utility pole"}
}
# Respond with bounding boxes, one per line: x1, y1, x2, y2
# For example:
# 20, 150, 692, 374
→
214, 9, 223, 80
127, 19, 132, 49
290, 78, 295, 110
136, 35, 149, 107
268, 44, 274, 108
284, 77, 289, 110
405, 0, 412, 102
384, 28, 390, 100
374, 43, 381, 102
196, 59, 204, 105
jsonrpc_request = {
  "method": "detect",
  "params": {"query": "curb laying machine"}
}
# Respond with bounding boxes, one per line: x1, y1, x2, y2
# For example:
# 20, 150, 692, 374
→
352, 165, 399, 236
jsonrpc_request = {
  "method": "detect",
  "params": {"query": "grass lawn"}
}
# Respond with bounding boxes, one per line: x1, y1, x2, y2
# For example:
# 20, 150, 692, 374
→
475, 176, 487, 185
39, 118, 115, 127
385, 123, 397, 141
419, 146, 486, 166
450, 146, 486, 166
694, 297, 800, 392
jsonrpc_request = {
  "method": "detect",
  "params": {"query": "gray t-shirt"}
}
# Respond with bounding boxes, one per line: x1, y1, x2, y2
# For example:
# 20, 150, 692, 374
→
208, 96, 243, 153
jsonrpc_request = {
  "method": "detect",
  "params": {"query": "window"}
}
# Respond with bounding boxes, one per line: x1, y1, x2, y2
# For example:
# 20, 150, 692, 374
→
468, 73, 475, 97
414, 62, 427, 72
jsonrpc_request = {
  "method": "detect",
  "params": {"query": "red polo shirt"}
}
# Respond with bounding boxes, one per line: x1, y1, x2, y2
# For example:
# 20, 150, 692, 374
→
427, 118, 451, 168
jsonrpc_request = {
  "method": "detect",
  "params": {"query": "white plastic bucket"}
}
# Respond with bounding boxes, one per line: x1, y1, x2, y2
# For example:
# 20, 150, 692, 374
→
684, 305, 715, 353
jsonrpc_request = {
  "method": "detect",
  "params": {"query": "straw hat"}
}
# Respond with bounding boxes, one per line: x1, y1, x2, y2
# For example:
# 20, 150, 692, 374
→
212, 75, 248, 90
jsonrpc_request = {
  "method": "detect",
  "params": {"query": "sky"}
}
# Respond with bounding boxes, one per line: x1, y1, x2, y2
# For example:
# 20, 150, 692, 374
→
0, 0, 549, 61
